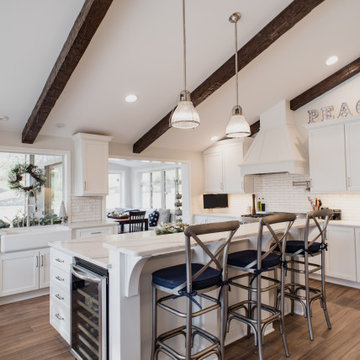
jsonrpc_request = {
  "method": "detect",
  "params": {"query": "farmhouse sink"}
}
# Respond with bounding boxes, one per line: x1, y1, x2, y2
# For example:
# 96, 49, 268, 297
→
0, 225, 72, 253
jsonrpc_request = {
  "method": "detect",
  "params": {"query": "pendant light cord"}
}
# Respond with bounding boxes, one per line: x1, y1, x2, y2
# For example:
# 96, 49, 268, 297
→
234, 19, 239, 107
182, 0, 187, 92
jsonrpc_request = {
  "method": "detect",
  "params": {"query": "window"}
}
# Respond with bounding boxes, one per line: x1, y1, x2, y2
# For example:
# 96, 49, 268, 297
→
140, 167, 181, 209
0, 151, 65, 222
106, 173, 123, 210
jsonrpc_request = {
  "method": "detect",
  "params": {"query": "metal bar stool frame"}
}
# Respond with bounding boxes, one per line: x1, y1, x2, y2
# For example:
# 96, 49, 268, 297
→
226, 213, 296, 360
282, 209, 333, 341
151, 221, 240, 360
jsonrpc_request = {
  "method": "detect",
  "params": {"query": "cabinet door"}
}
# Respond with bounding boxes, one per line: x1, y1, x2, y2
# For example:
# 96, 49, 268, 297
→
326, 226, 356, 281
0, 250, 40, 296
203, 151, 223, 193
309, 124, 346, 192
345, 121, 360, 191
75, 226, 116, 239
355, 228, 360, 282
222, 143, 243, 193
83, 140, 109, 195
39, 248, 50, 289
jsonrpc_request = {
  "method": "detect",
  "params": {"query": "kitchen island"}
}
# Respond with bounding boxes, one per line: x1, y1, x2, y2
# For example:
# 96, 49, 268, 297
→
50, 219, 310, 360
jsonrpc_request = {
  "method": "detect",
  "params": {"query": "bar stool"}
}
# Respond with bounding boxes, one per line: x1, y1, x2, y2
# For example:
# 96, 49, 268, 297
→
151, 221, 240, 360
282, 209, 333, 341
226, 213, 296, 360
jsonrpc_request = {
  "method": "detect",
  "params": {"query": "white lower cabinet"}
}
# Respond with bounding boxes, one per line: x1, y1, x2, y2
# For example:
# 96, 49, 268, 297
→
326, 226, 356, 282
355, 228, 360, 282
75, 225, 117, 239
0, 248, 50, 297
49, 248, 72, 344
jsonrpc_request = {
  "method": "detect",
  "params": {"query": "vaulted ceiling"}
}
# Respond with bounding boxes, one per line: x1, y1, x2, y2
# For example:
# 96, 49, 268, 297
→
1, 0, 360, 152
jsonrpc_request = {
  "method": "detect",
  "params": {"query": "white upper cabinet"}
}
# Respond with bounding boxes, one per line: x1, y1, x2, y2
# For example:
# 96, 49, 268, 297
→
203, 138, 253, 194
308, 123, 346, 192
308, 116, 360, 193
73, 133, 112, 196
345, 121, 360, 191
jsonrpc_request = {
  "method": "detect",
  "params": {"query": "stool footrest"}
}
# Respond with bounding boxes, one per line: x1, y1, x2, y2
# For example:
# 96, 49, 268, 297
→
157, 294, 220, 318
156, 325, 220, 360
230, 275, 280, 293
228, 299, 280, 325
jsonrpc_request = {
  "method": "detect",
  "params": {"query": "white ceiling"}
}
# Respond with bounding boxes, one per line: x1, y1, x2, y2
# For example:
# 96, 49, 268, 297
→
1, 0, 360, 153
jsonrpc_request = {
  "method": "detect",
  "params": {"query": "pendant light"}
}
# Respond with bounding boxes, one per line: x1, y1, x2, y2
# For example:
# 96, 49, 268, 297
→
170, 0, 200, 129
225, 13, 250, 138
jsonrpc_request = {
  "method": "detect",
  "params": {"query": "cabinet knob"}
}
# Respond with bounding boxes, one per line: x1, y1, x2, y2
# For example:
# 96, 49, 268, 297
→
55, 258, 64, 263
55, 275, 64, 282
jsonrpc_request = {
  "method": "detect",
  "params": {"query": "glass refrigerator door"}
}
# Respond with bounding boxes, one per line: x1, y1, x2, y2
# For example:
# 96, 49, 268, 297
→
71, 265, 106, 360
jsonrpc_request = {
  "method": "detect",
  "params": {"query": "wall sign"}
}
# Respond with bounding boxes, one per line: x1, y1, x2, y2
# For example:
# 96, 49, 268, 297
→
308, 100, 360, 124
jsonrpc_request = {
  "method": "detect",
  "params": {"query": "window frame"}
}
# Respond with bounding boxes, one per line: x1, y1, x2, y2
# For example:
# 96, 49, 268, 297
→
0, 145, 71, 220
138, 165, 181, 209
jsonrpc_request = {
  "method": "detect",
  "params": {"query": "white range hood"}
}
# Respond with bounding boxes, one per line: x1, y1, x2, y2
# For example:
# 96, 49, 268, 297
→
240, 100, 308, 176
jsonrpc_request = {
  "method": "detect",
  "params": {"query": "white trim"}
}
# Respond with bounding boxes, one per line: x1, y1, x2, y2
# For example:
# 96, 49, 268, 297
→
0, 287, 49, 305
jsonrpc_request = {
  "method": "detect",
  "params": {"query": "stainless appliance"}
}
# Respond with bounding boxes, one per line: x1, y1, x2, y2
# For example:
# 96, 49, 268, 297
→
71, 258, 108, 360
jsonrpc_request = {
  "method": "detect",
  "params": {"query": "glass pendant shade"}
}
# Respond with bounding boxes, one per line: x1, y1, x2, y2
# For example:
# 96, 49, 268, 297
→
225, 105, 250, 138
170, 91, 200, 129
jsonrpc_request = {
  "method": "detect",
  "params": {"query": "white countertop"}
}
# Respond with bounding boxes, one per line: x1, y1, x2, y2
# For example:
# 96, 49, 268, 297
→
103, 218, 309, 257
49, 218, 360, 269
49, 238, 110, 268
67, 220, 117, 229
329, 220, 360, 227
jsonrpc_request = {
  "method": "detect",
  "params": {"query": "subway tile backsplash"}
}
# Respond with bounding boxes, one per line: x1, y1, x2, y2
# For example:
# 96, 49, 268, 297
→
71, 196, 103, 222
252, 173, 360, 221
201, 173, 360, 221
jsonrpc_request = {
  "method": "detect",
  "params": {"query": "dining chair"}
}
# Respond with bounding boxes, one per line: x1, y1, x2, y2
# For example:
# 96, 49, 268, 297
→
129, 210, 146, 232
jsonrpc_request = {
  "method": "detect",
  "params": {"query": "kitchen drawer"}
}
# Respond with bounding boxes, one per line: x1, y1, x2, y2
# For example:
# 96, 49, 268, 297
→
50, 248, 73, 273
50, 297, 70, 344
50, 282, 71, 308
75, 226, 115, 239
50, 266, 71, 290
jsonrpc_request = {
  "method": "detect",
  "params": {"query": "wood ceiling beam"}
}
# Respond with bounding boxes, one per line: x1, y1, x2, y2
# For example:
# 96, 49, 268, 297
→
22, 0, 113, 144
133, 0, 325, 153
290, 56, 360, 110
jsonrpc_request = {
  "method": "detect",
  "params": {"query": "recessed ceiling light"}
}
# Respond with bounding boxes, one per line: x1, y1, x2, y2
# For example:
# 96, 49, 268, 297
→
0, 115, 9, 121
125, 94, 138, 103
326, 55, 338, 66
210, 136, 219, 141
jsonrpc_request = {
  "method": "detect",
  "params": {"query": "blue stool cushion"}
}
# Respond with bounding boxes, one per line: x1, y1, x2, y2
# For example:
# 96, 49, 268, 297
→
148, 210, 159, 227
228, 250, 280, 269
152, 263, 221, 291
285, 240, 321, 254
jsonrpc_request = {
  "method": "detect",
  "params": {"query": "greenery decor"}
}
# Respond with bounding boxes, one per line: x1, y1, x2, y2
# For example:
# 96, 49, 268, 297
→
8, 163, 46, 196
0, 219, 10, 229
154, 222, 187, 235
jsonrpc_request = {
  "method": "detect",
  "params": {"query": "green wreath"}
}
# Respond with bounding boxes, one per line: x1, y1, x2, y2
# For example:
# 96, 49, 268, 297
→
8, 163, 46, 196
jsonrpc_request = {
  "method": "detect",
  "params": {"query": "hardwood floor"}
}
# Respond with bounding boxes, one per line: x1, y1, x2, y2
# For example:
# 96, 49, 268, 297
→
0, 281, 359, 359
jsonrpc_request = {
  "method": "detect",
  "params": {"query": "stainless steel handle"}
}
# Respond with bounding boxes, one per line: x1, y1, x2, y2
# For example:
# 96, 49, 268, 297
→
41, 254, 44, 267
55, 275, 64, 282
36, 256, 39, 268
72, 265, 103, 283
55, 294, 64, 301
84, 181, 87, 190
90, 231, 102, 235
55, 313, 64, 321
55, 258, 64, 263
